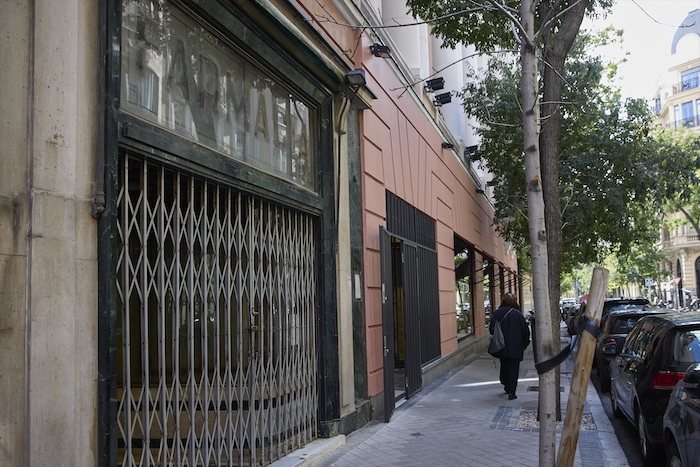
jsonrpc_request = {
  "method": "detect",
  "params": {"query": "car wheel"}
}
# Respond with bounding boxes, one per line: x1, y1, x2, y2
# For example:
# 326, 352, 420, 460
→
637, 410, 661, 467
610, 381, 624, 418
666, 437, 683, 467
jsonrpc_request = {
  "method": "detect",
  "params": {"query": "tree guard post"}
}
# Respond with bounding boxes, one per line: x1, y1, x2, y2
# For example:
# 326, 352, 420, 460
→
556, 266, 609, 467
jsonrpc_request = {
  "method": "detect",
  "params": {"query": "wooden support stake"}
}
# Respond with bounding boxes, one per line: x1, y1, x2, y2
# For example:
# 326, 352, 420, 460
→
556, 266, 609, 467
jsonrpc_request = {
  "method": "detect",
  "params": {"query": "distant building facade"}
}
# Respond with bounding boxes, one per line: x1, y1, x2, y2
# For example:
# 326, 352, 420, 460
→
653, 9, 700, 307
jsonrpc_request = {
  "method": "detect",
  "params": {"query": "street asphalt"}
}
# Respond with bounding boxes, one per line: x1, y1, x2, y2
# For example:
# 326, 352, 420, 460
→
273, 323, 630, 467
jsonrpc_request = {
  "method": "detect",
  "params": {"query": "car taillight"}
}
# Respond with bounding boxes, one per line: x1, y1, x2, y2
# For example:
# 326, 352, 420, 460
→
601, 338, 617, 355
600, 317, 606, 329
650, 371, 684, 390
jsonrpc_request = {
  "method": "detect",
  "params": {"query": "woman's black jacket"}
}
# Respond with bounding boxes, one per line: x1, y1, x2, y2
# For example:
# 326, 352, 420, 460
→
489, 305, 530, 360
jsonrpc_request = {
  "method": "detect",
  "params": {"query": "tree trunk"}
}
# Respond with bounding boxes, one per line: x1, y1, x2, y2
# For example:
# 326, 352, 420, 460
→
520, 2, 555, 465
540, 67, 564, 418
538, 0, 590, 422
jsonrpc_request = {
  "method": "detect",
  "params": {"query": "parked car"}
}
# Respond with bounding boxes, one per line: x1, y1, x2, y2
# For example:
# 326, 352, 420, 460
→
609, 311, 700, 466
567, 297, 650, 337
595, 309, 668, 392
663, 362, 700, 467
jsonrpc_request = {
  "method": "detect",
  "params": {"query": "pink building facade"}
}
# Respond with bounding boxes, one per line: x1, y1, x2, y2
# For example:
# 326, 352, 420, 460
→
1, 0, 520, 465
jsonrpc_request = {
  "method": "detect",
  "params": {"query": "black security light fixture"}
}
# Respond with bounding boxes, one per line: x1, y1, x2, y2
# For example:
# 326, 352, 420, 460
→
433, 92, 452, 106
476, 188, 485, 194
344, 68, 366, 87
486, 179, 497, 187
424, 77, 445, 92
465, 145, 480, 162
342, 68, 376, 109
442, 142, 454, 149
370, 43, 391, 58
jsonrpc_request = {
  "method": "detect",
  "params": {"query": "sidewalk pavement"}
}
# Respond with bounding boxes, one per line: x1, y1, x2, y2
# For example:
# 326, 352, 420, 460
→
274, 324, 629, 467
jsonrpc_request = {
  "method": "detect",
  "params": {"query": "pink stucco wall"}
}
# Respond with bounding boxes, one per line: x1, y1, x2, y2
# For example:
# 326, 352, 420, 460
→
300, 2, 517, 400
358, 41, 517, 398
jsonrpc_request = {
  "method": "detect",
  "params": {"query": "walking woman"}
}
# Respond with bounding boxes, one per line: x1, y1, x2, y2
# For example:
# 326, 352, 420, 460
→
489, 292, 530, 399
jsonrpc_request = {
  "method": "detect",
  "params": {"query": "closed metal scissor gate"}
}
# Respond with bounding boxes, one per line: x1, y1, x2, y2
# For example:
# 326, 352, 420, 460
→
116, 153, 318, 466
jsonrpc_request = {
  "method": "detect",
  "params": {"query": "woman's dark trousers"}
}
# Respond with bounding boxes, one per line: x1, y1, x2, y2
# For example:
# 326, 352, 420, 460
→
499, 357, 521, 395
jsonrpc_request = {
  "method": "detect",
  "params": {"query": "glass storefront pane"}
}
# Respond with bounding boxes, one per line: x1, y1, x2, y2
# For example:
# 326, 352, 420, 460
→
455, 247, 474, 338
483, 259, 492, 328
120, 0, 317, 191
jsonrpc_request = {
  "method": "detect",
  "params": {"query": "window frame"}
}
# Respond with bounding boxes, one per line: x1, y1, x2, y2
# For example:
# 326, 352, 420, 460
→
118, 0, 333, 206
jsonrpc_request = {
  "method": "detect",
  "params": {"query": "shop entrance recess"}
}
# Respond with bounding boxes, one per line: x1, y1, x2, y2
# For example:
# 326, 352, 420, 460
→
380, 226, 439, 422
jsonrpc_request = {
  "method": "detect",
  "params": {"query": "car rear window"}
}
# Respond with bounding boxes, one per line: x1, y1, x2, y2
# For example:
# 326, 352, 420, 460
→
672, 329, 700, 364
607, 304, 645, 313
610, 316, 643, 334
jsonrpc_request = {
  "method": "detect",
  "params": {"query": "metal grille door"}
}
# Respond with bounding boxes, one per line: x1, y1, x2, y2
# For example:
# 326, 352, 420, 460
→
401, 243, 422, 398
116, 153, 318, 466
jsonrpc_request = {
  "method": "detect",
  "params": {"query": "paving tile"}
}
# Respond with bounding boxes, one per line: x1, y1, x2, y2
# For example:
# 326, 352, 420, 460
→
276, 330, 629, 467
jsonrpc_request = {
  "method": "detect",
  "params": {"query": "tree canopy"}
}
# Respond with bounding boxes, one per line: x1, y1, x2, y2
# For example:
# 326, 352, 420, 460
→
406, 0, 613, 51
401, 2, 699, 463
657, 129, 700, 230
460, 29, 699, 276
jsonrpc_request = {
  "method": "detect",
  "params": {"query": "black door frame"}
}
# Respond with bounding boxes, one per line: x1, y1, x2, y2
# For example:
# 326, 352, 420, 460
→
380, 227, 395, 422
380, 227, 426, 421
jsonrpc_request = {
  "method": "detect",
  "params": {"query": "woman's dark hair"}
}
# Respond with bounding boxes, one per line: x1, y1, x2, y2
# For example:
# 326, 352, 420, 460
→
501, 292, 518, 308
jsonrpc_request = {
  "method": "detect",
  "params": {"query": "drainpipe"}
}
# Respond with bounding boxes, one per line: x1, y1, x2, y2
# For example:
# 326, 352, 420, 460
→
334, 93, 351, 253
91, 0, 107, 221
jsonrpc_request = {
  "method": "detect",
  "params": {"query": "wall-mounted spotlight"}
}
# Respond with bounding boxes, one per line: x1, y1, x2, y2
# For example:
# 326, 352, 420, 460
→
441, 142, 454, 149
370, 43, 391, 58
433, 92, 452, 106
476, 188, 485, 194
344, 68, 367, 87
424, 77, 445, 92
465, 145, 480, 162
486, 179, 497, 187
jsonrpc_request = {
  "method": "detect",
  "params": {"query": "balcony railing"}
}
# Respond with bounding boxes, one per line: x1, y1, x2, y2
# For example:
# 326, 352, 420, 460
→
676, 116, 699, 129
673, 76, 700, 95
670, 233, 700, 246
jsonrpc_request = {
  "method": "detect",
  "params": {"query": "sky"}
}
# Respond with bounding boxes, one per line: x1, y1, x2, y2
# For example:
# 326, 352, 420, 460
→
582, 0, 700, 100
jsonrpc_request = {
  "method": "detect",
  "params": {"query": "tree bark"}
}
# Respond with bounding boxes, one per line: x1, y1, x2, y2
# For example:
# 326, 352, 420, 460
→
557, 267, 609, 467
520, 2, 555, 465
538, 0, 590, 421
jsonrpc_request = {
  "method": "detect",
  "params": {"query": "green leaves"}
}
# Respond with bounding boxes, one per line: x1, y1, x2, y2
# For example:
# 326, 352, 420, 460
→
460, 28, 700, 271
406, 1, 519, 51
402, 0, 699, 288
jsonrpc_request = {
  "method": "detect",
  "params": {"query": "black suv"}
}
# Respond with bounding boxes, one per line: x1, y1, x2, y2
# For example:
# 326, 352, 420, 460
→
664, 362, 700, 467
609, 311, 700, 466
567, 297, 649, 337
595, 309, 668, 392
